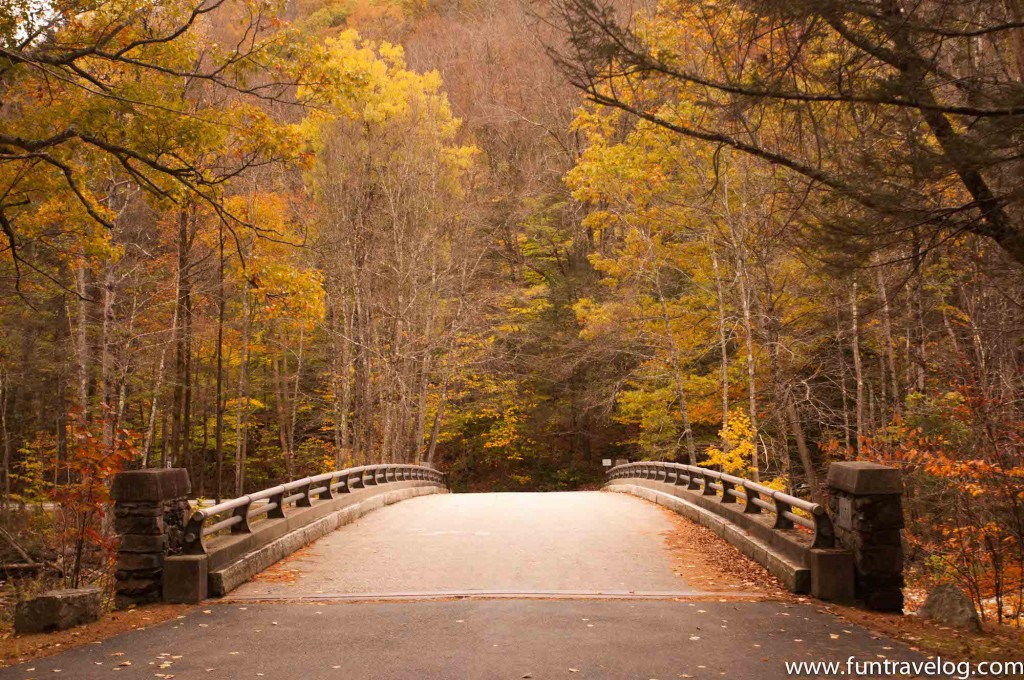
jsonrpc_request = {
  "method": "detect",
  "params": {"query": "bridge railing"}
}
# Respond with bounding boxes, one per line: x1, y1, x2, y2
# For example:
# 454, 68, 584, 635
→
607, 461, 834, 549
183, 464, 446, 555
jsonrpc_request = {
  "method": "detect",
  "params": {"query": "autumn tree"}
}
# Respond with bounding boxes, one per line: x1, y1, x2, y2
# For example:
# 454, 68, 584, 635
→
549, 0, 1024, 266
309, 34, 486, 466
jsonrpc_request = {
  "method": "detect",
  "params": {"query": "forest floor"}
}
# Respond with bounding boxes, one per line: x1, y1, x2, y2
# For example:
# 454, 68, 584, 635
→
0, 603, 191, 668
657, 506, 791, 598
658, 506, 1024, 664
833, 604, 1024, 663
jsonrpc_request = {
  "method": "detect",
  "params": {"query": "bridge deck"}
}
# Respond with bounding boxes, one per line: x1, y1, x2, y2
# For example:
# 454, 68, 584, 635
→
0, 490, 925, 679
230, 491, 715, 599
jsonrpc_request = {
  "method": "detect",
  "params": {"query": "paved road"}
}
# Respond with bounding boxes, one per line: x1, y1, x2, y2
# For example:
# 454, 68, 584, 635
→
1, 600, 922, 679
1, 492, 924, 678
231, 491, 701, 598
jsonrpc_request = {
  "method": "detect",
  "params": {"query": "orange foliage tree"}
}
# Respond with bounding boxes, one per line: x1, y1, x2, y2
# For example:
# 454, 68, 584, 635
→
50, 415, 137, 589
864, 385, 1024, 624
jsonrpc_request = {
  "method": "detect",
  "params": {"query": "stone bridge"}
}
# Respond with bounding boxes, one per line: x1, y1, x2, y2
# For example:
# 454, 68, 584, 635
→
1, 461, 914, 679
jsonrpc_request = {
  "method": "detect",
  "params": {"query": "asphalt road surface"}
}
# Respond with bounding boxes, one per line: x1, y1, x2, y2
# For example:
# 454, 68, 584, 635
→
1, 492, 923, 679
1, 600, 924, 679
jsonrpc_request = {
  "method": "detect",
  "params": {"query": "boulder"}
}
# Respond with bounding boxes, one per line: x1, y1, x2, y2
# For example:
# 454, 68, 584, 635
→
919, 584, 982, 632
14, 587, 103, 634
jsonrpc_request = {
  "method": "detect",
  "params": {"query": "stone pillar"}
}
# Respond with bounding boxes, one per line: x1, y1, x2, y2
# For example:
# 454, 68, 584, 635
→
110, 469, 191, 609
827, 461, 905, 612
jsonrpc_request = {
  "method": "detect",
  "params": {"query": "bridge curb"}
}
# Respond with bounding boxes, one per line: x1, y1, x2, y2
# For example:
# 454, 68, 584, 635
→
206, 483, 445, 597
158, 478, 448, 604
606, 482, 852, 601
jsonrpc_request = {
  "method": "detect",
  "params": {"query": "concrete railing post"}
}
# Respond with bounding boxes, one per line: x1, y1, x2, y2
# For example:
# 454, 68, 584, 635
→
110, 468, 191, 609
827, 461, 905, 612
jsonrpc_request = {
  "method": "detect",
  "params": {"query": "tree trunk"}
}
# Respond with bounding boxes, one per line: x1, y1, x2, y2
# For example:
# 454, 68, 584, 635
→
271, 322, 293, 478
0, 372, 11, 520
199, 364, 208, 497
288, 326, 305, 476
851, 283, 865, 457
100, 262, 117, 454
170, 207, 193, 468
141, 327, 173, 467
911, 239, 927, 392
732, 235, 760, 481
75, 265, 90, 417
710, 246, 730, 429
235, 276, 251, 495
784, 391, 823, 505
214, 224, 225, 502
836, 301, 853, 452
875, 266, 900, 415
329, 296, 343, 465
426, 363, 453, 467
412, 308, 436, 462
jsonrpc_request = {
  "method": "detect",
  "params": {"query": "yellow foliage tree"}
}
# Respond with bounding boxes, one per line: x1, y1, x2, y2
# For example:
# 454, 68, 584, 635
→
704, 410, 756, 477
